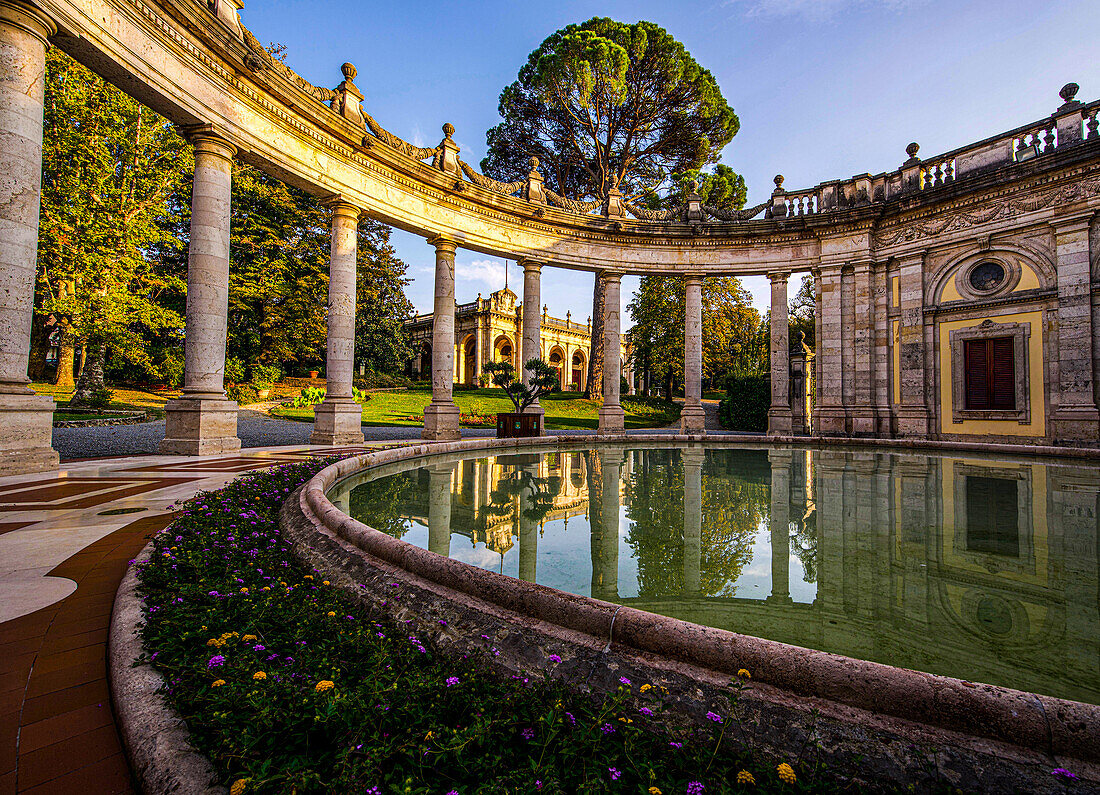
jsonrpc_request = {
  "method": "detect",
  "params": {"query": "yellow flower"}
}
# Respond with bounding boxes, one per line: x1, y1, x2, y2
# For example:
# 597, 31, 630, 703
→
261, 586, 270, 592
211, 679, 226, 688
170, 546, 177, 551
230, 779, 248, 795
304, 575, 313, 580
326, 611, 336, 617
252, 671, 267, 681
206, 638, 220, 647
617, 717, 633, 724
424, 730, 435, 741
776, 763, 796, 784
737, 669, 751, 679
239, 587, 249, 594
640, 683, 652, 693
736, 770, 755, 785
322, 580, 330, 585
279, 581, 287, 586
241, 635, 257, 643
315, 680, 335, 692
649, 788, 662, 795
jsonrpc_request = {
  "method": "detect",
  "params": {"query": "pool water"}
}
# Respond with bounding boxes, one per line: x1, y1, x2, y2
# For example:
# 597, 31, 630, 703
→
333, 444, 1100, 705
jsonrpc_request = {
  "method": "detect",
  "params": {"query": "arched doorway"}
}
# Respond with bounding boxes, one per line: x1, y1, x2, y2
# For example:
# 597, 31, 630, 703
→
462, 335, 476, 385
419, 341, 432, 378
548, 346, 566, 389
570, 350, 586, 392
494, 335, 514, 367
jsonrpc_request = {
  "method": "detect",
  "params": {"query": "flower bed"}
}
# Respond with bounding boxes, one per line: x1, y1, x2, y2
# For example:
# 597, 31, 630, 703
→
135, 459, 875, 793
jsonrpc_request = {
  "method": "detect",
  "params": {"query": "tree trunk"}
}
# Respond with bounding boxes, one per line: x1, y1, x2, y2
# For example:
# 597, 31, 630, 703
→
585, 450, 603, 595
71, 341, 106, 405
53, 324, 76, 391
27, 315, 51, 382
584, 277, 605, 400
76, 343, 87, 380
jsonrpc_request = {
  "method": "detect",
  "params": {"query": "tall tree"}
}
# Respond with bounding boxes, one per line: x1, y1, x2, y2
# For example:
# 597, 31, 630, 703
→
789, 274, 815, 353
37, 47, 189, 395
483, 18, 741, 396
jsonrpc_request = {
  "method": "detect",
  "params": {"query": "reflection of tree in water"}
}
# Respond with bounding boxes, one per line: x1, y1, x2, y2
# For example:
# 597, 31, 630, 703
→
349, 470, 426, 538
790, 504, 818, 583
701, 459, 768, 598
483, 456, 559, 526
624, 449, 685, 597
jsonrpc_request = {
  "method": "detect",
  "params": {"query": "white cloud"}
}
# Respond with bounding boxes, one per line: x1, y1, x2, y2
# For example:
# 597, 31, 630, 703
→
723, 0, 921, 22
455, 258, 506, 287
410, 123, 425, 149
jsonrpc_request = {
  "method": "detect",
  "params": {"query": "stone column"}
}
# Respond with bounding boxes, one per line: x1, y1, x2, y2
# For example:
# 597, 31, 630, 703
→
161, 128, 241, 456
598, 271, 626, 433
520, 259, 544, 422
872, 262, 891, 436
768, 272, 793, 435
817, 264, 846, 434
681, 274, 706, 433
767, 449, 793, 604
427, 461, 455, 557
851, 260, 877, 435
682, 447, 704, 595
896, 253, 930, 436
0, 2, 58, 474
592, 449, 622, 599
1051, 217, 1100, 442
812, 269, 823, 433
423, 236, 460, 440
311, 200, 364, 445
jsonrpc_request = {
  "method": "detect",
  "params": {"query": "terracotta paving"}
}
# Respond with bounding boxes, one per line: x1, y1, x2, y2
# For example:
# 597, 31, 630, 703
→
0, 444, 377, 794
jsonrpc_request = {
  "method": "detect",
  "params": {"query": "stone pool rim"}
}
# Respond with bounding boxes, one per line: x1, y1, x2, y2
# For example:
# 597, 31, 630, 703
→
303, 433, 1100, 772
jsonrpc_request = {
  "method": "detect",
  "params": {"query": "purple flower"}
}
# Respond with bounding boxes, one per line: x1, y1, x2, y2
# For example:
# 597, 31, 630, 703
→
548, 654, 561, 663
686, 783, 704, 795
447, 791, 458, 795
253, 644, 265, 651
1052, 768, 1078, 781
522, 728, 535, 740
669, 741, 683, 749
619, 676, 631, 685
207, 655, 225, 668
446, 676, 460, 687
706, 711, 723, 723
639, 707, 654, 717
600, 723, 616, 735
608, 767, 621, 780
565, 712, 576, 726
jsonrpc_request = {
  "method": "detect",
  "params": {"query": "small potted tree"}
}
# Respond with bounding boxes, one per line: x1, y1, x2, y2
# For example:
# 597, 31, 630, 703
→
484, 358, 558, 438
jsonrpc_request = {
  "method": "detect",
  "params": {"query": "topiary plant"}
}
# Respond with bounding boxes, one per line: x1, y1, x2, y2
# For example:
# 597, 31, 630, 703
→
483, 358, 559, 413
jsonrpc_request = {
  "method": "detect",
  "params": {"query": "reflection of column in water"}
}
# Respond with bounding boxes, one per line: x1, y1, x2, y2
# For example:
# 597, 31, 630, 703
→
329, 486, 351, 516
683, 447, 704, 596
519, 464, 539, 583
768, 449, 794, 604
593, 449, 623, 600
427, 462, 455, 557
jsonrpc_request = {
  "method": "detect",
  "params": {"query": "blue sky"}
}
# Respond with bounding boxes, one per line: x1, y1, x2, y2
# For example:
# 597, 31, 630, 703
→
241, 0, 1100, 320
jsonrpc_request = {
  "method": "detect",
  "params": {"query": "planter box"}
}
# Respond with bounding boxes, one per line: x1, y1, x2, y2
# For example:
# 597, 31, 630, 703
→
496, 412, 542, 438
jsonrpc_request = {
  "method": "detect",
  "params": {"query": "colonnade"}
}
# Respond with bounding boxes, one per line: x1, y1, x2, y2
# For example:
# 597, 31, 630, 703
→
0, 0, 804, 472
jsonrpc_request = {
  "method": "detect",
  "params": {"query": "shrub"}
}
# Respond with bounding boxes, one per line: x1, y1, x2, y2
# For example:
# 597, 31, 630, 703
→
290, 387, 326, 408
82, 387, 113, 413
226, 383, 259, 406
250, 364, 283, 388
224, 357, 246, 386
718, 373, 770, 432
355, 370, 411, 390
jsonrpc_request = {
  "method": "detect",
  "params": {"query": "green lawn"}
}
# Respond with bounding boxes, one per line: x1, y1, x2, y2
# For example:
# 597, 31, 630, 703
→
32, 382, 174, 419
271, 386, 680, 430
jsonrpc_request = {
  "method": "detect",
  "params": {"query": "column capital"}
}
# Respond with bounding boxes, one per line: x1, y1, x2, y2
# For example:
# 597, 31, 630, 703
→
768, 270, 790, 283
322, 196, 362, 220
428, 234, 457, 254
520, 259, 543, 274
683, 272, 704, 285
0, 1, 56, 43
181, 124, 237, 160
599, 269, 623, 284
819, 261, 844, 277
851, 258, 874, 275
1049, 213, 1094, 235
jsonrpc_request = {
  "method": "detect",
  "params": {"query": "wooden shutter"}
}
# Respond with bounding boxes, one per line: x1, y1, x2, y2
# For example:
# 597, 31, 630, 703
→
965, 339, 989, 409
990, 337, 1016, 409
966, 475, 1019, 557
964, 336, 1016, 410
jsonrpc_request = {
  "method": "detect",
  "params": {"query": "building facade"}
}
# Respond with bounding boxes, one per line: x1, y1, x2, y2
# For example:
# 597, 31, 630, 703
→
404, 287, 632, 392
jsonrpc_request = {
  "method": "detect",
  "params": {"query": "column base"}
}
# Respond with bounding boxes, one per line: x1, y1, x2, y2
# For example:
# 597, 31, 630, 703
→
681, 404, 707, 434
160, 398, 241, 456
816, 406, 848, 436
849, 408, 878, 437
767, 407, 793, 436
422, 401, 460, 441
895, 406, 931, 438
597, 404, 625, 434
1051, 405, 1100, 445
0, 392, 59, 475
310, 399, 364, 445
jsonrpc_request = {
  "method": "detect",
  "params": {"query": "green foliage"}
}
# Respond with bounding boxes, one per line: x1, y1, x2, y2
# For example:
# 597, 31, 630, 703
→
483, 358, 560, 412
250, 363, 283, 388
718, 374, 771, 432
790, 274, 816, 353
137, 460, 869, 793
38, 48, 189, 385
482, 17, 740, 202
72, 386, 113, 413
673, 163, 748, 210
226, 383, 260, 406
224, 357, 247, 386
290, 387, 327, 408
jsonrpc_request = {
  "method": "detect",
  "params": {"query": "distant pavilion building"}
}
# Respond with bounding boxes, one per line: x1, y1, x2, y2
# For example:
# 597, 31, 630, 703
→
404, 287, 632, 392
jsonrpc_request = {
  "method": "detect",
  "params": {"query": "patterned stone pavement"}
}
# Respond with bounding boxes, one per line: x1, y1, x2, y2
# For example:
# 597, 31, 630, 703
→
0, 444, 383, 794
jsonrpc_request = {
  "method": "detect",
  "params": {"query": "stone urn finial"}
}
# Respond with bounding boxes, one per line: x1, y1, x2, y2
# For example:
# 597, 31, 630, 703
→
442, 122, 455, 139
341, 62, 357, 81
906, 142, 920, 159
773, 174, 784, 190
529, 156, 540, 171
1059, 82, 1080, 107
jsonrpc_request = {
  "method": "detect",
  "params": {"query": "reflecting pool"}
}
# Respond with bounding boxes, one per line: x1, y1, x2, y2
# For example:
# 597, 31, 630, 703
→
332, 445, 1100, 705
